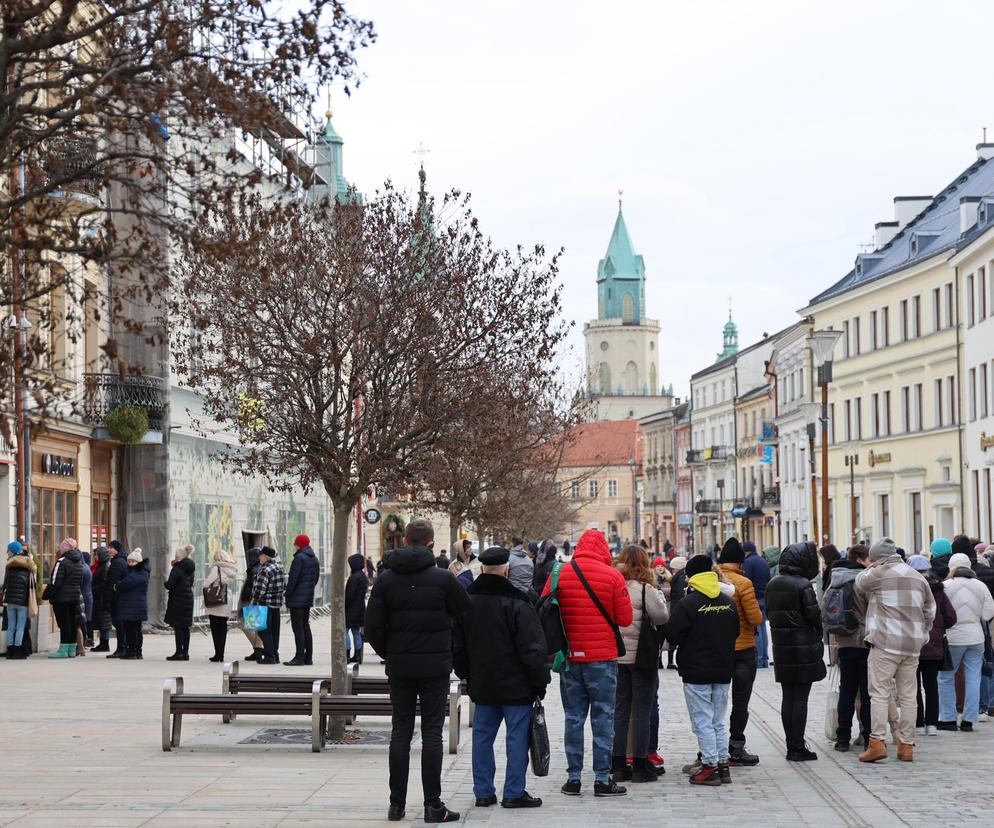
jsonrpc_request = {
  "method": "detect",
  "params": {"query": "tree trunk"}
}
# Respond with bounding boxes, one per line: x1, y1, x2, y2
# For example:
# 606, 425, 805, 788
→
327, 500, 353, 740
449, 514, 460, 550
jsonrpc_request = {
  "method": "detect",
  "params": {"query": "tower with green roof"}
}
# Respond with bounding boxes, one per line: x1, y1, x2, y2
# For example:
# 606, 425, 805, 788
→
310, 109, 362, 205
597, 199, 646, 322
716, 303, 739, 361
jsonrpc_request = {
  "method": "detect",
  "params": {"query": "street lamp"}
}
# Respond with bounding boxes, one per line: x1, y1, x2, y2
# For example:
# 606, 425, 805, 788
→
9, 313, 32, 548
716, 478, 725, 548
628, 457, 639, 544
810, 329, 843, 546
805, 421, 818, 541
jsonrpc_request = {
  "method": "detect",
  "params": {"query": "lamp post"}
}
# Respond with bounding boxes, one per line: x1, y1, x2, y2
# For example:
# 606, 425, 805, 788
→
806, 421, 818, 542
845, 453, 859, 546
716, 477, 725, 547
8, 312, 32, 547
628, 457, 639, 544
810, 329, 843, 546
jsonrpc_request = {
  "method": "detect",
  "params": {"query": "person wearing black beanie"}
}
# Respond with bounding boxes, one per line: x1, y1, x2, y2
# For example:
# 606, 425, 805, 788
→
685, 554, 714, 580
719, 538, 744, 565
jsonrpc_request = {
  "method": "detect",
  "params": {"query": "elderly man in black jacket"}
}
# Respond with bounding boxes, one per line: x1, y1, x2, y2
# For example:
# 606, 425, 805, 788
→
454, 546, 550, 811
364, 519, 471, 825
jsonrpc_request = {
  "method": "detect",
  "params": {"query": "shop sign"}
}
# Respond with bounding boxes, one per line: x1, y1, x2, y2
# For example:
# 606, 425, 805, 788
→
867, 449, 891, 468
363, 508, 382, 525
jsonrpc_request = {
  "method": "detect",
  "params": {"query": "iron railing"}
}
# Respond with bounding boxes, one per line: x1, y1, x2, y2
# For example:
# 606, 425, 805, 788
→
761, 486, 781, 506
82, 373, 167, 431
29, 137, 104, 198
695, 499, 721, 514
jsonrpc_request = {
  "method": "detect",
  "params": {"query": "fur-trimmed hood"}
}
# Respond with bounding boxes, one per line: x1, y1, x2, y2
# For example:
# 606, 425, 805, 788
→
5, 555, 35, 573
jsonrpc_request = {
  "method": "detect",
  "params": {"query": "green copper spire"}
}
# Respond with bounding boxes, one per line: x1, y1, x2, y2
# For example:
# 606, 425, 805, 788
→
716, 300, 739, 361
596, 193, 646, 322
317, 109, 360, 204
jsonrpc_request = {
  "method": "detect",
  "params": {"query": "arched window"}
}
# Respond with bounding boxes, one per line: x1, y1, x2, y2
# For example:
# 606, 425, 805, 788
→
625, 361, 638, 395
649, 363, 657, 396
599, 362, 612, 395
622, 292, 635, 322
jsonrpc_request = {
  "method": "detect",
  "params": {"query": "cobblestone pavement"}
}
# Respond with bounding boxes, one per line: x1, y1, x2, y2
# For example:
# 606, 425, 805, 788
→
0, 618, 989, 827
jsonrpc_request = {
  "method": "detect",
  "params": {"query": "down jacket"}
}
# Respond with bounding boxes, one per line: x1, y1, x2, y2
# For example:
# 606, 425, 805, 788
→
3, 555, 35, 607
47, 549, 83, 605
164, 557, 196, 628
718, 562, 763, 651
344, 553, 369, 627
921, 571, 957, 661
766, 542, 826, 685
944, 569, 994, 647
541, 530, 633, 663
285, 545, 320, 608
115, 560, 150, 622
90, 549, 113, 631
617, 580, 669, 666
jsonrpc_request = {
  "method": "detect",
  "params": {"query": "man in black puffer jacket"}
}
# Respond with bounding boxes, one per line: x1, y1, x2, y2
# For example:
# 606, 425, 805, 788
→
284, 534, 320, 666
453, 546, 550, 810
364, 519, 471, 825
107, 540, 131, 657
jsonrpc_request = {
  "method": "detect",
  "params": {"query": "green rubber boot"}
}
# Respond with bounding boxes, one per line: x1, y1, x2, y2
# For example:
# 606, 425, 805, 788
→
48, 644, 70, 659
67, 644, 77, 658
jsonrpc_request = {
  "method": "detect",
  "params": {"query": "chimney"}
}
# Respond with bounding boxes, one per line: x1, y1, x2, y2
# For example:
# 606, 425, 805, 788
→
894, 196, 933, 229
960, 196, 980, 234
875, 221, 899, 249
978, 144, 994, 161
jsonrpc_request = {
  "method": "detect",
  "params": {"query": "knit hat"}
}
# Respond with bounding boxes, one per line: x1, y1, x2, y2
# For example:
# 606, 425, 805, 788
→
6, 540, 22, 556
977, 543, 989, 556
685, 554, 714, 579
930, 538, 952, 558
669, 556, 687, 572
906, 554, 930, 572
948, 553, 973, 575
952, 536, 975, 559
127, 548, 143, 563
719, 537, 745, 564
109, 539, 124, 555
294, 534, 310, 549
869, 537, 897, 561
742, 541, 756, 554
59, 537, 77, 553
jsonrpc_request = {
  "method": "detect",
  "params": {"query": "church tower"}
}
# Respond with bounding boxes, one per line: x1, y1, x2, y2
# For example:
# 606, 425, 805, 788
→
583, 198, 670, 420
716, 303, 739, 361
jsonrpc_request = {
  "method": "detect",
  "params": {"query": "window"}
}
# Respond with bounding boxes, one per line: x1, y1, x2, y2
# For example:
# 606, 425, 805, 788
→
912, 295, 921, 338
910, 492, 923, 555
588, 479, 599, 499
935, 379, 944, 427
913, 383, 923, 431
854, 316, 861, 355
871, 393, 880, 437
900, 299, 909, 341
947, 375, 956, 424
882, 306, 890, 346
901, 385, 910, 432
32, 487, 77, 587
945, 283, 954, 328
879, 494, 890, 538
870, 310, 878, 350
622, 292, 635, 322
606, 479, 618, 499
932, 287, 942, 332
91, 492, 110, 550
883, 390, 891, 436
855, 397, 863, 440
968, 274, 976, 326
980, 267, 988, 321
982, 364, 990, 419
970, 368, 977, 421
829, 402, 836, 444
843, 320, 850, 358
844, 399, 852, 442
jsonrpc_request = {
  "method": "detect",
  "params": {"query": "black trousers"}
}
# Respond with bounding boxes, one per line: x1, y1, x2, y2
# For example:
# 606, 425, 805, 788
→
730, 648, 757, 750
209, 616, 228, 658
388, 675, 449, 807
613, 663, 657, 758
124, 620, 143, 655
780, 681, 813, 751
259, 606, 281, 661
289, 606, 313, 661
111, 607, 127, 652
52, 602, 77, 645
917, 659, 941, 727
172, 626, 191, 655
837, 647, 871, 742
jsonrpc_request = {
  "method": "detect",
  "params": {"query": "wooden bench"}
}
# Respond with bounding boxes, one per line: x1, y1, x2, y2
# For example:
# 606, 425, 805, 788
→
163, 677, 464, 754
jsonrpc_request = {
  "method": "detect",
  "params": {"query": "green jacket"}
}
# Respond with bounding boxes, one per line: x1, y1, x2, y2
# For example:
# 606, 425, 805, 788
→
763, 546, 782, 578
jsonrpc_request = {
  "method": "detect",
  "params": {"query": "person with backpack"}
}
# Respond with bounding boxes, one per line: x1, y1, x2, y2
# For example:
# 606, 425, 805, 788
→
853, 538, 934, 762
823, 544, 870, 752
742, 541, 771, 669
542, 529, 632, 798
665, 554, 740, 786
907, 554, 956, 735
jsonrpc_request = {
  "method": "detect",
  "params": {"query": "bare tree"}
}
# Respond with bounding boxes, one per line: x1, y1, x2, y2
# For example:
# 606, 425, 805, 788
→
172, 179, 568, 734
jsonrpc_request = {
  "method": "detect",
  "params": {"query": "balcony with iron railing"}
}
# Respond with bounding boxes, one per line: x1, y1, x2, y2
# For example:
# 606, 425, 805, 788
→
28, 137, 104, 201
82, 374, 167, 434
695, 499, 721, 514
761, 485, 781, 507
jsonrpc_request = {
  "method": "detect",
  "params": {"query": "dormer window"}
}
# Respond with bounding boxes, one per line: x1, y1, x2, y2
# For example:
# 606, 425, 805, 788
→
910, 235, 918, 256
855, 259, 863, 277
981, 202, 988, 226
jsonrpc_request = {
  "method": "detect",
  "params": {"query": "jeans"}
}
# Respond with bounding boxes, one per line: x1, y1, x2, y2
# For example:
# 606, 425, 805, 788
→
868, 648, 917, 744
5, 605, 28, 647
649, 690, 660, 753
837, 647, 870, 742
940, 643, 983, 723
917, 659, 941, 727
388, 675, 448, 806
780, 682, 812, 751
208, 615, 228, 659
683, 682, 730, 766
52, 601, 77, 645
259, 606, 281, 661
289, 606, 312, 662
613, 664, 657, 759
559, 660, 617, 783
729, 649, 757, 751
347, 626, 364, 661
755, 602, 769, 667
472, 703, 532, 800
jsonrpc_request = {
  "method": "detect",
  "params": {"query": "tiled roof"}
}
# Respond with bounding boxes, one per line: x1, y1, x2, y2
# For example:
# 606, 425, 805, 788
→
558, 419, 641, 468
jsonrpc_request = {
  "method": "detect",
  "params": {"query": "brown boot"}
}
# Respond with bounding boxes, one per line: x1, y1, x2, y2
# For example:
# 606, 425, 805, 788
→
897, 742, 913, 762
858, 737, 887, 763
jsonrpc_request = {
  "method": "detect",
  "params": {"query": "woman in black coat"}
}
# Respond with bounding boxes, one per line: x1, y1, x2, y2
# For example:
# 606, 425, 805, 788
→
766, 541, 826, 761
345, 553, 369, 663
164, 545, 196, 661
89, 547, 113, 651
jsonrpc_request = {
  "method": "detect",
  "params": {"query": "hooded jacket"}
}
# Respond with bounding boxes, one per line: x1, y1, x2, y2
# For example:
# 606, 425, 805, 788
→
3, 555, 35, 607
90, 548, 113, 629
766, 543, 827, 685
203, 559, 238, 618
541, 530, 633, 663
508, 544, 534, 596
344, 553, 369, 627
921, 571, 957, 661
944, 568, 994, 647
764, 546, 782, 578
718, 562, 763, 651
363, 545, 472, 678
164, 557, 196, 628
824, 559, 867, 650
285, 545, 320, 608
115, 559, 150, 622
665, 571, 739, 684
453, 573, 550, 705
47, 548, 83, 605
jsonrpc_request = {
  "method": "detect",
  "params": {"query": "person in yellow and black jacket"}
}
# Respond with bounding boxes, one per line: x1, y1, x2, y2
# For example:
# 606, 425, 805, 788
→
665, 554, 739, 787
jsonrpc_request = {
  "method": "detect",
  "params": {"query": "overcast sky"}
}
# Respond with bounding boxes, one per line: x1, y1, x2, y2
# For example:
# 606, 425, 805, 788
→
326, 0, 992, 399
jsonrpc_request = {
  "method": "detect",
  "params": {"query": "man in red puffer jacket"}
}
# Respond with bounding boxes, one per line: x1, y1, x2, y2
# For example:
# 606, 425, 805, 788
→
543, 529, 633, 798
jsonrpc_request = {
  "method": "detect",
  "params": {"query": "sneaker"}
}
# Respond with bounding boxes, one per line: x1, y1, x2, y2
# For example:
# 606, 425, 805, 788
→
833, 740, 850, 752
728, 748, 759, 766
688, 764, 721, 786
475, 795, 497, 807
501, 792, 542, 809
961, 721, 974, 732
682, 753, 704, 775
936, 720, 958, 731
978, 712, 989, 723
424, 801, 459, 823
611, 757, 632, 782
387, 804, 405, 822
593, 780, 627, 797
560, 780, 581, 796
925, 725, 938, 736
717, 763, 731, 784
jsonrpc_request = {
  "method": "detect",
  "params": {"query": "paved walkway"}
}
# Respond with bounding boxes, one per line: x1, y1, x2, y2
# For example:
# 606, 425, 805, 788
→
0, 617, 988, 827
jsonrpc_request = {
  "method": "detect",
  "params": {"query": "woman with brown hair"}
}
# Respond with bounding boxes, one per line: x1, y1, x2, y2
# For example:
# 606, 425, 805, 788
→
611, 544, 670, 784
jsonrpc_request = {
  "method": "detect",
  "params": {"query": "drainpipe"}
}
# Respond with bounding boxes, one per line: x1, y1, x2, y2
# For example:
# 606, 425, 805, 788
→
955, 265, 965, 527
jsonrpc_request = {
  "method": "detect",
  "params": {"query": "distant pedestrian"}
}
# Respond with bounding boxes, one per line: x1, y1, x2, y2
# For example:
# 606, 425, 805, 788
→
364, 519, 471, 824
766, 542, 826, 761
453, 546, 550, 810
203, 549, 237, 662
457, 540, 481, 580
239, 546, 264, 661
743, 541, 771, 668
907, 554, 956, 735
436, 547, 451, 569
665, 556, 688, 669
818, 544, 841, 594
666, 554, 740, 786
90, 547, 113, 652
345, 553, 369, 664
532, 539, 557, 594
106, 540, 130, 657
3, 541, 35, 659
45, 538, 84, 659
80, 550, 93, 648
164, 544, 196, 661
854, 538, 934, 762
542, 529, 632, 798
284, 534, 320, 666
115, 549, 150, 660
508, 536, 534, 595
250, 547, 285, 665
764, 545, 782, 578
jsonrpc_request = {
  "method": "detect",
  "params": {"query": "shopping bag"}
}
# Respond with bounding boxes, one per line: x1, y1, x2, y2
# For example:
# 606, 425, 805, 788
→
242, 604, 268, 632
824, 664, 840, 741
529, 700, 551, 777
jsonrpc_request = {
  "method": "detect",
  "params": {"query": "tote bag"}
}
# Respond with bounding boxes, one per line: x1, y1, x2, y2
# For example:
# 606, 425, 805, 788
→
242, 604, 269, 632
823, 664, 840, 741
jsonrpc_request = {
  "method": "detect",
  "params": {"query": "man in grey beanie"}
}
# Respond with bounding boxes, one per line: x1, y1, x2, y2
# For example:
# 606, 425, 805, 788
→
853, 537, 934, 763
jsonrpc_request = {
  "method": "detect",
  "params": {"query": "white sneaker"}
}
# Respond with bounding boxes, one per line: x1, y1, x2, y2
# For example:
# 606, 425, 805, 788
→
926, 725, 938, 736
978, 712, 989, 723
916, 726, 926, 734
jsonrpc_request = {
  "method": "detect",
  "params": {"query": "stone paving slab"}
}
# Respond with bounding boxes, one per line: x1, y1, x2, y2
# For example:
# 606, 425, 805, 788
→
0, 617, 989, 827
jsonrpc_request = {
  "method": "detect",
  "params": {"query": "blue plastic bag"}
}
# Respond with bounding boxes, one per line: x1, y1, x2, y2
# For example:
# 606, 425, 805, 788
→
242, 604, 268, 632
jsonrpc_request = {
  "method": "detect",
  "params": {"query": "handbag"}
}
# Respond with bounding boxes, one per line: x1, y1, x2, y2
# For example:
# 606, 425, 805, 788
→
941, 635, 954, 672
27, 576, 38, 618
634, 584, 662, 670
571, 560, 626, 658
242, 604, 269, 632
203, 566, 228, 608
528, 700, 551, 777
823, 663, 840, 741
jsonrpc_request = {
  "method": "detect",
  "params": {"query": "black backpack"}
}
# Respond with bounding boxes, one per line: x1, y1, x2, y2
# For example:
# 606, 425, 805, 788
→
535, 561, 570, 673
823, 578, 860, 636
